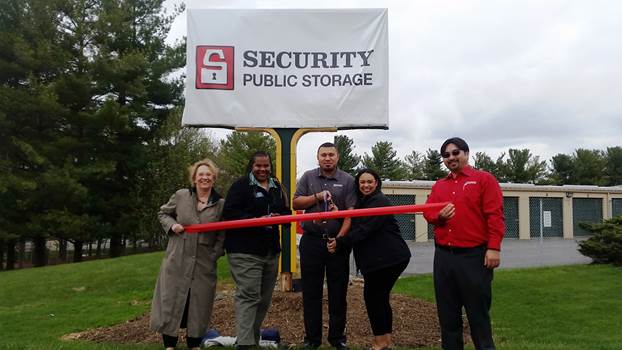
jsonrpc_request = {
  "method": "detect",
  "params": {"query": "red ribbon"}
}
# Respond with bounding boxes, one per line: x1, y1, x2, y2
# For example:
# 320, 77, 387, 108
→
184, 202, 447, 233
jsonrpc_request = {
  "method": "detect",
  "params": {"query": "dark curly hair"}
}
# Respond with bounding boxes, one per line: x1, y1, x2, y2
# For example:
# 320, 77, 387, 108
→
246, 151, 274, 174
354, 168, 382, 198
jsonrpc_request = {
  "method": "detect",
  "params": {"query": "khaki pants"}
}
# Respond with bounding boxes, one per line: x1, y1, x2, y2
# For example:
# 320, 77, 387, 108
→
228, 253, 279, 346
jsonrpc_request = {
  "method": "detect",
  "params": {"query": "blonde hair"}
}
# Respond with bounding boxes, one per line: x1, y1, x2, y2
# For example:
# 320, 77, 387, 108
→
188, 158, 220, 186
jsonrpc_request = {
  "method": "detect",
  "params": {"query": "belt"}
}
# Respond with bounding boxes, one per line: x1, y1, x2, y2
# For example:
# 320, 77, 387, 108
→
304, 232, 333, 240
435, 244, 486, 254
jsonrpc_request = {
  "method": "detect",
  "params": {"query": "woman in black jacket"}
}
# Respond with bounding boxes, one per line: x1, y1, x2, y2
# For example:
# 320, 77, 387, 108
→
328, 168, 411, 350
222, 151, 290, 350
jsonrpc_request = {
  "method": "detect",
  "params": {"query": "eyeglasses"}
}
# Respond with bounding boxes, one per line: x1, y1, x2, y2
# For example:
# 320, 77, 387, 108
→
442, 149, 462, 158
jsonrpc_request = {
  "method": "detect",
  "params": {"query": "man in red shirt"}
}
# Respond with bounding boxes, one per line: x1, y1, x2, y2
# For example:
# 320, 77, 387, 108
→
424, 137, 504, 350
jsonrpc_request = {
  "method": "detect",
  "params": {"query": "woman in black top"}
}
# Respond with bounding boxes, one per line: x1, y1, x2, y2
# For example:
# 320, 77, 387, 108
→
328, 168, 411, 350
222, 151, 290, 349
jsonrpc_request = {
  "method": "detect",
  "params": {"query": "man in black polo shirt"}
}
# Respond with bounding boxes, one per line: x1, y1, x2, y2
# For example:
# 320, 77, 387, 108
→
293, 142, 356, 350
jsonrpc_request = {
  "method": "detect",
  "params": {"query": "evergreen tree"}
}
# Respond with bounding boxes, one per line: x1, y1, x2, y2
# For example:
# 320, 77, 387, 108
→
494, 152, 509, 182
549, 153, 575, 185
473, 152, 498, 176
604, 146, 622, 186
361, 141, 408, 180
548, 149, 611, 186
0, 0, 69, 266
497, 149, 547, 184
88, 0, 185, 257
0, 0, 185, 263
578, 216, 622, 266
422, 149, 448, 180
216, 131, 276, 193
135, 110, 218, 248
404, 150, 424, 180
334, 135, 360, 176
572, 149, 606, 185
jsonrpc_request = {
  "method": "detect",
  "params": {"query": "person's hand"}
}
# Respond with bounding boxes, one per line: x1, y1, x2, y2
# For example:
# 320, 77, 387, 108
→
438, 203, 456, 222
327, 238, 337, 253
316, 190, 332, 202
328, 202, 338, 212
171, 223, 184, 234
484, 249, 500, 269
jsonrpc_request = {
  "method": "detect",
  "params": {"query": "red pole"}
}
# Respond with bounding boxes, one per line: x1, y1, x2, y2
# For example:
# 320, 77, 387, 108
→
184, 202, 447, 233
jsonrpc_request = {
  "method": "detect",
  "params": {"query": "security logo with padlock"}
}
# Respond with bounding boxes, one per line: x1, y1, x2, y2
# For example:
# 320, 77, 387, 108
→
196, 46, 234, 90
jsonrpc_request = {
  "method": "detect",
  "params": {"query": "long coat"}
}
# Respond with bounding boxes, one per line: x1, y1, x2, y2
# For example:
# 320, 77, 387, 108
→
150, 188, 225, 338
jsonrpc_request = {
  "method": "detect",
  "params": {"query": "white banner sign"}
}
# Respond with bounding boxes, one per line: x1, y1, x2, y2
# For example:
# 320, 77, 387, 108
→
182, 9, 388, 129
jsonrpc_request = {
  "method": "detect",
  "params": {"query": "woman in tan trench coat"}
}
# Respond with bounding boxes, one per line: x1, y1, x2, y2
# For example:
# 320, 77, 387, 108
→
150, 158, 225, 350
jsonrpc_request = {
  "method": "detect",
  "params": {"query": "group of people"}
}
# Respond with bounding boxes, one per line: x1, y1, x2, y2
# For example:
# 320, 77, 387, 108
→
149, 137, 505, 350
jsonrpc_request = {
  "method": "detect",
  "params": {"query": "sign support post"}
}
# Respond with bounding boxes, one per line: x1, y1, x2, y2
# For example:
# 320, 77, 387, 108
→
276, 128, 296, 291
185, 9, 389, 291
241, 128, 337, 291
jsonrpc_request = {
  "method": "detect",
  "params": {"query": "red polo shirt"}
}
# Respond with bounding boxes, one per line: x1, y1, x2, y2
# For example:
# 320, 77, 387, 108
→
424, 165, 505, 250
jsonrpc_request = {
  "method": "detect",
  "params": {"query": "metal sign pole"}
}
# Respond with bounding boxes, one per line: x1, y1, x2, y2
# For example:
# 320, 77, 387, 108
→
539, 198, 544, 265
275, 128, 336, 291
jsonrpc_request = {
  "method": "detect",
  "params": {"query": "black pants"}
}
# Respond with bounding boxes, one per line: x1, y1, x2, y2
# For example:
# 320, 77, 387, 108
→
300, 234, 350, 346
162, 290, 203, 348
433, 246, 495, 350
363, 260, 409, 336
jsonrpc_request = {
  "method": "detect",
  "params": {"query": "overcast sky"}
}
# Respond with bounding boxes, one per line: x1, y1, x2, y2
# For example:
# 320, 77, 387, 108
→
166, 0, 622, 174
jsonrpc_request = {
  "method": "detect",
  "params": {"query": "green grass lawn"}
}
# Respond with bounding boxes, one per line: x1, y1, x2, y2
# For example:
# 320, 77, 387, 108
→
0, 252, 229, 350
394, 264, 622, 350
0, 253, 621, 350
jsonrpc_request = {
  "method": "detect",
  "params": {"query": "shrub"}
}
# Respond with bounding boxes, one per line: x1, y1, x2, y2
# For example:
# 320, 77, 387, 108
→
578, 216, 622, 265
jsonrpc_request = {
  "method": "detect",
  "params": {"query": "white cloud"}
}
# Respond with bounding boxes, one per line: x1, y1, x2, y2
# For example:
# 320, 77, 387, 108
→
168, 0, 622, 173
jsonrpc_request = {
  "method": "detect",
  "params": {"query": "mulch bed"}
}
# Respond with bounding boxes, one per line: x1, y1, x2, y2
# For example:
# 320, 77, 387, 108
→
64, 279, 469, 348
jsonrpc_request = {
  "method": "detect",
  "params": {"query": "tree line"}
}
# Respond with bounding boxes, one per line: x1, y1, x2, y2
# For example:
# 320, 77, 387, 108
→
335, 135, 622, 187
1, 1, 620, 270
0, 0, 277, 270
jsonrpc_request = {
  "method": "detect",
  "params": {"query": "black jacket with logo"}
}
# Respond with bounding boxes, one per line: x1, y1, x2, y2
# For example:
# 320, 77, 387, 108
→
336, 190, 411, 274
223, 175, 290, 256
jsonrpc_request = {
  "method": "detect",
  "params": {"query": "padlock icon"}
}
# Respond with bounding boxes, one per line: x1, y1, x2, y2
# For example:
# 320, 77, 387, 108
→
201, 49, 228, 85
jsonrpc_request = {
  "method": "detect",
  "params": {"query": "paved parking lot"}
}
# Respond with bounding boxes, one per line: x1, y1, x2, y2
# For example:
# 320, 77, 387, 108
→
401, 238, 592, 275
